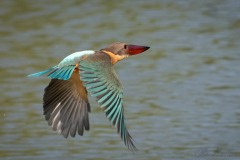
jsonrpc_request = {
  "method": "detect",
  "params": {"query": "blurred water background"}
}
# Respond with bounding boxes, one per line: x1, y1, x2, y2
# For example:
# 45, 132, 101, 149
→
1, 0, 240, 159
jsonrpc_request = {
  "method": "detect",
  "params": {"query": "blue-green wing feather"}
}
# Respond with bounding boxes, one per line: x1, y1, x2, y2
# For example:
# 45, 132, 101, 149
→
48, 66, 75, 80
79, 54, 137, 150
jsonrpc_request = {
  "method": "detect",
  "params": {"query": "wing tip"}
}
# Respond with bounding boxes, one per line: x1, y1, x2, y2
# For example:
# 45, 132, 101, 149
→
124, 130, 138, 151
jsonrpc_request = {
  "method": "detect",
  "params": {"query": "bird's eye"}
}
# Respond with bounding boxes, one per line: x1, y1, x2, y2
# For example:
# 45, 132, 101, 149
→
124, 45, 127, 49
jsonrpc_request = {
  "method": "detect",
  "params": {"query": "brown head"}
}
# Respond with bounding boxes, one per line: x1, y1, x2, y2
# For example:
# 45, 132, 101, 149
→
101, 42, 150, 64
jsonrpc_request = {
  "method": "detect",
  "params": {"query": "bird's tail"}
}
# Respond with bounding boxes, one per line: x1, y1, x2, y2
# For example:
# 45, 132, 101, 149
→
27, 66, 58, 77
27, 65, 76, 80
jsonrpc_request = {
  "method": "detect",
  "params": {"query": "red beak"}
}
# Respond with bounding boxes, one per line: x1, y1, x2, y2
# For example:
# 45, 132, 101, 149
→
126, 44, 150, 55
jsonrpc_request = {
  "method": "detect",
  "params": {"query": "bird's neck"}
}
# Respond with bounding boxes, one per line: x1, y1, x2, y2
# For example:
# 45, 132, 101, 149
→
102, 50, 128, 64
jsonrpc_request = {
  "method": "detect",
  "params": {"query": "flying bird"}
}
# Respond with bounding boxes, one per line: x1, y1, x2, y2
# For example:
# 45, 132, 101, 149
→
28, 42, 150, 150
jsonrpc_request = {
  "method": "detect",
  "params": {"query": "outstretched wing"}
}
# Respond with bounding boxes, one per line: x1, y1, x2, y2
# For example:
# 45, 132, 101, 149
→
28, 51, 96, 138
79, 53, 137, 150
43, 70, 91, 138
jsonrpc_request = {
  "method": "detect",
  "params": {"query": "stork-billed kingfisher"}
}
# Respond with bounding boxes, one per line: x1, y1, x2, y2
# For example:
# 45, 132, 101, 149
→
28, 42, 150, 150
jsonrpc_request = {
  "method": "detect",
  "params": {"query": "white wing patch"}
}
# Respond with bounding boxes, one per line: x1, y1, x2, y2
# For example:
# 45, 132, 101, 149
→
59, 50, 95, 67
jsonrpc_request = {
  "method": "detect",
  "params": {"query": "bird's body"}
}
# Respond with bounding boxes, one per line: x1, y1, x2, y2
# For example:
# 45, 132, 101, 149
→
28, 42, 150, 150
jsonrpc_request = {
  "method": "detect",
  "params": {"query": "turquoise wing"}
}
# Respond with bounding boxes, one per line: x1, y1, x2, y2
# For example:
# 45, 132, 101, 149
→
79, 54, 137, 150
